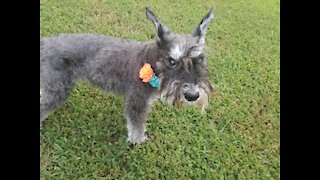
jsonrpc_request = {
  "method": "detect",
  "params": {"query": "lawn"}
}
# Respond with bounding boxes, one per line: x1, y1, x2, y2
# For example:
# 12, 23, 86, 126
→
40, 0, 280, 179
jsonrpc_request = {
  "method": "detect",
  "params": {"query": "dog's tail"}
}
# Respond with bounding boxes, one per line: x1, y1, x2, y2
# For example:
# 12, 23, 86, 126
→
40, 38, 44, 51
40, 38, 46, 62
40, 38, 46, 75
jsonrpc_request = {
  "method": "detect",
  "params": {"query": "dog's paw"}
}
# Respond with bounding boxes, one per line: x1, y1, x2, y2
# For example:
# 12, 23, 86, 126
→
127, 135, 148, 145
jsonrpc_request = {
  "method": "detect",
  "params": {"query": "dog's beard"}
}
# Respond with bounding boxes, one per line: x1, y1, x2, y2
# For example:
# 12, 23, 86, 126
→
160, 80, 182, 106
160, 80, 211, 113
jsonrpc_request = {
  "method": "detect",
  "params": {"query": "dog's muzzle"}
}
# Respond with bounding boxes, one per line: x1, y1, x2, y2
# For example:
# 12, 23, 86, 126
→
181, 84, 201, 102
183, 91, 200, 102
160, 81, 211, 112
180, 83, 210, 112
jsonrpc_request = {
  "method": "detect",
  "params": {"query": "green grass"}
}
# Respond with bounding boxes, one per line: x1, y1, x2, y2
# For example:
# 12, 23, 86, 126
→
40, 0, 280, 179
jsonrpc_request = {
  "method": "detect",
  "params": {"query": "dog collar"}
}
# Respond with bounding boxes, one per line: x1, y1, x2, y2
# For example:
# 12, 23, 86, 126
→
139, 63, 160, 88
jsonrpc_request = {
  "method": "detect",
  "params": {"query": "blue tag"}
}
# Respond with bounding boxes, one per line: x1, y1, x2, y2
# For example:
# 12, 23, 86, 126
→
149, 74, 160, 88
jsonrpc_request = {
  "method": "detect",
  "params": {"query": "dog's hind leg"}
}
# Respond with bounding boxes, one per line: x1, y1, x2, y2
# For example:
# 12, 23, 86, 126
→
40, 71, 76, 130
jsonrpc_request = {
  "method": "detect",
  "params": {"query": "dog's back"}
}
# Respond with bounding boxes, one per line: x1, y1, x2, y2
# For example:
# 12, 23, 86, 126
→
40, 34, 139, 65
40, 34, 149, 94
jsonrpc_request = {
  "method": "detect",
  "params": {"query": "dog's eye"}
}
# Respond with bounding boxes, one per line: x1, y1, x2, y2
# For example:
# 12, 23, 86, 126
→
198, 54, 205, 62
197, 54, 205, 64
168, 57, 176, 67
194, 54, 205, 64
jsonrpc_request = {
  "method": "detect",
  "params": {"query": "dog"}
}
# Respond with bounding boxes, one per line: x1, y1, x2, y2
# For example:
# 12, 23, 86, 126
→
40, 7, 214, 144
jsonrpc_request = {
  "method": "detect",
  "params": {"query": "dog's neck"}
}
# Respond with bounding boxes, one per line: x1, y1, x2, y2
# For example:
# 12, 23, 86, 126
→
140, 41, 161, 75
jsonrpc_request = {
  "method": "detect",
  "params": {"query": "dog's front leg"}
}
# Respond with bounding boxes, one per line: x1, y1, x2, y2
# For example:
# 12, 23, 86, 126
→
124, 93, 151, 144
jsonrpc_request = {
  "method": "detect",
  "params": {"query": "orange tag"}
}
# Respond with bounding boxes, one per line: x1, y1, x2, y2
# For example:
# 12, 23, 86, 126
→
139, 63, 154, 82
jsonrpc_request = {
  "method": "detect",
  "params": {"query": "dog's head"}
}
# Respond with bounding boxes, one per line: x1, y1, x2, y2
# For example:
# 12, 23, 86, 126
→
146, 7, 214, 111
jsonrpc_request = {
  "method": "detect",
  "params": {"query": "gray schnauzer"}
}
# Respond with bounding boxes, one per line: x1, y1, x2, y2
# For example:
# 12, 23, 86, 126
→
40, 7, 214, 144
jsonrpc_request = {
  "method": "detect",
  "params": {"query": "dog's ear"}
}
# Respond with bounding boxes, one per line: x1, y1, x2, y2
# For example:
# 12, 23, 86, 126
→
146, 7, 172, 43
192, 8, 214, 44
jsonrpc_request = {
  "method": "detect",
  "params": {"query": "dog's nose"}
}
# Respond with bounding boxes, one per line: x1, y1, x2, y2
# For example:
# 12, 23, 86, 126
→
184, 91, 200, 102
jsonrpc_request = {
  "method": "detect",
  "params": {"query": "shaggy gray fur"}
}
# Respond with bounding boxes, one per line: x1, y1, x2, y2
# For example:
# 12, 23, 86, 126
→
40, 7, 214, 144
